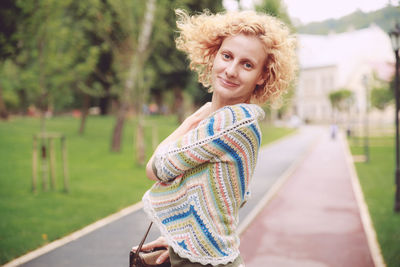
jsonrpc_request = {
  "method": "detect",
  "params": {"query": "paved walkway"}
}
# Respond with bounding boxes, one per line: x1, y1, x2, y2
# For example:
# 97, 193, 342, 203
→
240, 129, 377, 267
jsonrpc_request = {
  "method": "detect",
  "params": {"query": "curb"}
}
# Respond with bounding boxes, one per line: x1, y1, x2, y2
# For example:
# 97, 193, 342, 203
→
342, 132, 386, 267
3, 202, 143, 267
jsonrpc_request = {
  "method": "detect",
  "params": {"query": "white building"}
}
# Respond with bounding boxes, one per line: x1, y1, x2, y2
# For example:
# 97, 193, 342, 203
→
294, 25, 395, 128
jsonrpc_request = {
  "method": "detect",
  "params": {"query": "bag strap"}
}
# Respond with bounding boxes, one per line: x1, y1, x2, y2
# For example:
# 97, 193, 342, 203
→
133, 222, 153, 262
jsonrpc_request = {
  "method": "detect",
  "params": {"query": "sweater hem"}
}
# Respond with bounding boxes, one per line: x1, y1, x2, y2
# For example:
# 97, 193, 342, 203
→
142, 191, 239, 266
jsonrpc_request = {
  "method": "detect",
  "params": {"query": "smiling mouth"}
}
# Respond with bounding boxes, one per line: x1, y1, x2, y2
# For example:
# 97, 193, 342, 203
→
218, 77, 239, 88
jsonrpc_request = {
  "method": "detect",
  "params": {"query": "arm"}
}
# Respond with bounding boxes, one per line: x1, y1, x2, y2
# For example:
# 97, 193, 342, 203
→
146, 102, 212, 181
148, 104, 264, 183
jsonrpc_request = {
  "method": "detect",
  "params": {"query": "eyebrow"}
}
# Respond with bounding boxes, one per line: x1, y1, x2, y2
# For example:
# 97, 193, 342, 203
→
220, 49, 259, 66
242, 57, 257, 65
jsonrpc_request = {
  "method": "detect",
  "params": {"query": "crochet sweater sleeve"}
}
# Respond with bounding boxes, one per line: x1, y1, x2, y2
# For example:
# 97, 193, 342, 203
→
153, 104, 264, 183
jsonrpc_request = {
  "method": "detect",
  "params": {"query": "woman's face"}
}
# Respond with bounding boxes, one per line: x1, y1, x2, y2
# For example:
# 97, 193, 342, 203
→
211, 34, 266, 105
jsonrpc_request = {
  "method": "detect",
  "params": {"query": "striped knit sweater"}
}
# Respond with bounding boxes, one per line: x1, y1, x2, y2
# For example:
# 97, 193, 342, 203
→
142, 103, 265, 266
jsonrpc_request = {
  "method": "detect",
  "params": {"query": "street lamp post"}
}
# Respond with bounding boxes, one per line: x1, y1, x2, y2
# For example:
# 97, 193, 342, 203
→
389, 23, 400, 212
362, 75, 369, 163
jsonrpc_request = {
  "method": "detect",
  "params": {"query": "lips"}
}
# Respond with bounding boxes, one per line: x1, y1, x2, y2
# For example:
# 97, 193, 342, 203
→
218, 76, 239, 88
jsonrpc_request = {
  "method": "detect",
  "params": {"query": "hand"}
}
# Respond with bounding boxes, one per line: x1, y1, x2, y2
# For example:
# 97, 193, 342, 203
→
145, 102, 212, 181
131, 236, 170, 264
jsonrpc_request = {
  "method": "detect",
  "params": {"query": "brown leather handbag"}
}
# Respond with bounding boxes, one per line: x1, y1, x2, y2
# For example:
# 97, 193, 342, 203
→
129, 222, 171, 267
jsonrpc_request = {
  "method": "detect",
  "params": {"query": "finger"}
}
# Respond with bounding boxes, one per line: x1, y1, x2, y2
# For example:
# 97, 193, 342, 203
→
140, 239, 165, 251
140, 241, 157, 251
133, 236, 168, 252
156, 250, 170, 264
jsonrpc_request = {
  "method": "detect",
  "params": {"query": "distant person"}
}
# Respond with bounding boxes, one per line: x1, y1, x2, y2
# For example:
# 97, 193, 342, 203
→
331, 124, 338, 140
346, 126, 352, 138
134, 9, 297, 266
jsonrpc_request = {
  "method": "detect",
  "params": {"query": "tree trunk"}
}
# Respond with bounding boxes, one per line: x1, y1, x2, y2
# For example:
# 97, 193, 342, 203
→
38, 34, 47, 134
0, 86, 9, 120
18, 89, 29, 115
173, 87, 184, 124
99, 85, 110, 115
99, 94, 109, 115
79, 93, 90, 135
136, 116, 145, 165
110, 0, 156, 153
111, 101, 129, 152
154, 90, 165, 114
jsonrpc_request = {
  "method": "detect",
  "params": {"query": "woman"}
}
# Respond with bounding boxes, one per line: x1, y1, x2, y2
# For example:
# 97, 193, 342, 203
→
137, 9, 296, 266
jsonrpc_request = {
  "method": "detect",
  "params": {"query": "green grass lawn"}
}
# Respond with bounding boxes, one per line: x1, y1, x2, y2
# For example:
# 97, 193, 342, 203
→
0, 115, 295, 264
349, 136, 400, 267
258, 122, 296, 147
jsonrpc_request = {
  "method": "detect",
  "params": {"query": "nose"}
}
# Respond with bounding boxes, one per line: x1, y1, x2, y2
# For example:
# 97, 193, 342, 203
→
225, 62, 238, 78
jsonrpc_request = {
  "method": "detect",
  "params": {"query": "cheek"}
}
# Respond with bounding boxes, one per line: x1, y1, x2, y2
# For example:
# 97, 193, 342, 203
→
212, 57, 225, 73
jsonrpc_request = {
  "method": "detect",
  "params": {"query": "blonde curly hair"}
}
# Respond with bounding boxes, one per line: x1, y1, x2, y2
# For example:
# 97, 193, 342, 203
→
175, 9, 297, 104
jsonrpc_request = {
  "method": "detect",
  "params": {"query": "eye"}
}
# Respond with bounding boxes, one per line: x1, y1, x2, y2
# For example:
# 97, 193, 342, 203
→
243, 62, 253, 69
222, 53, 231, 60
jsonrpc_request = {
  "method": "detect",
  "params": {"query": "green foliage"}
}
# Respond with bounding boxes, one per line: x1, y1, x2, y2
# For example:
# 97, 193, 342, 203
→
254, 0, 295, 114
370, 72, 393, 110
371, 87, 393, 110
0, 60, 21, 109
298, 5, 400, 34
0, 0, 227, 115
15, 0, 74, 109
148, 0, 223, 106
0, 0, 106, 113
349, 136, 400, 267
254, 0, 293, 28
329, 88, 353, 111
0, 0, 22, 60
0, 0, 116, 114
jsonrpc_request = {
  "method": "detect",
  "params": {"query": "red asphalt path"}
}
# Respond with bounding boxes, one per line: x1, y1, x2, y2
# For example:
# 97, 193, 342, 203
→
240, 130, 375, 267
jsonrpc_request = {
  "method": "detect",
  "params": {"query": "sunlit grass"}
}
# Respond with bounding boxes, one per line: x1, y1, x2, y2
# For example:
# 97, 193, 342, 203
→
349, 136, 400, 267
0, 115, 174, 264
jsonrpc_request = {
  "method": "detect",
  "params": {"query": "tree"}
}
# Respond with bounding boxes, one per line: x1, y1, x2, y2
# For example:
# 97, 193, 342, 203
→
0, 0, 113, 132
65, 0, 116, 134
109, 0, 157, 153
15, 0, 71, 131
254, 0, 293, 28
253, 0, 296, 121
371, 72, 393, 110
329, 89, 353, 122
8, 0, 101, 133
148, 0, 223, 123
298, 5, 400, 34
329, 89, 353, 111
0, 0, 23, 119
371, 87, 393, 110
109, 0, 223, 155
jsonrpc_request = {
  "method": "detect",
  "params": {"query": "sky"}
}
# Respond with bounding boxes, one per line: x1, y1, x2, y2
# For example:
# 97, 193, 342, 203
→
224, 0, 397, 24
282, 0, 396, 24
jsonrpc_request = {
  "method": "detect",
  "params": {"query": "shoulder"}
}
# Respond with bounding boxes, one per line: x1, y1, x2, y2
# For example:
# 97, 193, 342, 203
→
198, 103, 265, 136
212, 103, 264, 124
